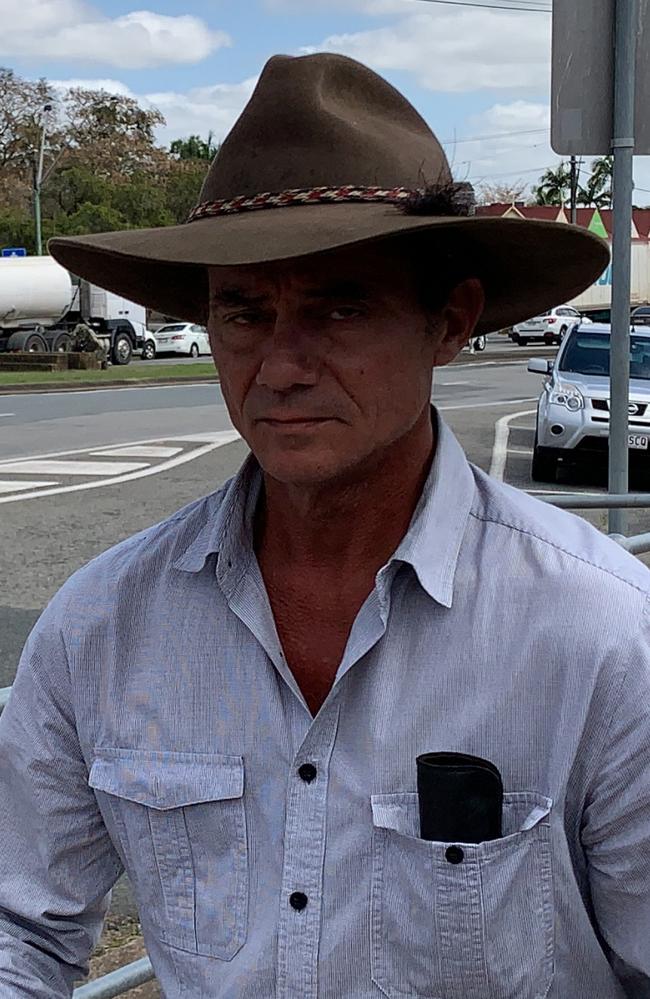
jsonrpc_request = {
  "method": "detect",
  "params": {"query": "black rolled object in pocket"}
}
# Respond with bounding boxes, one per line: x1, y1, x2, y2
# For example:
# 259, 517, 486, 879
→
416, 751, 503, 843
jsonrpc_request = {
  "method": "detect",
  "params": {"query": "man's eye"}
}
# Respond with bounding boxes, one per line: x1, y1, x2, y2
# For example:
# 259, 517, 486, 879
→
330, 306, 361, 320
226, 313, 259, 326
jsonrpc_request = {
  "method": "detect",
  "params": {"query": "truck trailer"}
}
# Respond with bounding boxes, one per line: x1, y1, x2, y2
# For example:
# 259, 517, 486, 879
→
0, 256, 147, 364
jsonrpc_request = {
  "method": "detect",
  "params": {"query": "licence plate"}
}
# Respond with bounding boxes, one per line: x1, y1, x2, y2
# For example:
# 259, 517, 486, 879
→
629, 434, 649, 449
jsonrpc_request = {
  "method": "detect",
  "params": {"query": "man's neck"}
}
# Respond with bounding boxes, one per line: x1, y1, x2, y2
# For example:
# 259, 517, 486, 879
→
254, 410, 436, 576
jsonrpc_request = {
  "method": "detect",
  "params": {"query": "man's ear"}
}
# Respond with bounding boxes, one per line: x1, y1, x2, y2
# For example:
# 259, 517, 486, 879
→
431, 278, 485, 368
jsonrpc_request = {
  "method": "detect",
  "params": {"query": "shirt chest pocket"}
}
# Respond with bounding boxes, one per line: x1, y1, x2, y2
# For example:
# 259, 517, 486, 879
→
369, 790, 554, 999
89, 748, 248, 960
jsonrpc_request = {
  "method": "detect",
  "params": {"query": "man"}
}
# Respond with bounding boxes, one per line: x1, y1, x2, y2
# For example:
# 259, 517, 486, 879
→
0, 53, 647, 999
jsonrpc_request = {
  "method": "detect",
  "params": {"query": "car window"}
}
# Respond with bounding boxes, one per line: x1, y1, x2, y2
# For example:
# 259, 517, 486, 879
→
190, 324, 205, 333
156, 324, 186, 333
560, 331, 650, 380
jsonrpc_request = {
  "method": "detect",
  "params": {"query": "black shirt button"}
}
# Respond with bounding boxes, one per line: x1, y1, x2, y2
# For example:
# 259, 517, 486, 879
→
289, 891, 308, 911
445, 845, 464, 864
298, 763, 317, 782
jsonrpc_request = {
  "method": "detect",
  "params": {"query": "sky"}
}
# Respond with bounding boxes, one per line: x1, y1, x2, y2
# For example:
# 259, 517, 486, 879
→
3, 0, 650, 201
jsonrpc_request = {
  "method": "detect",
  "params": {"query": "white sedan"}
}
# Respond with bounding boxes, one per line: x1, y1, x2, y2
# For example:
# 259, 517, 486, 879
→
152, 323, 211, 357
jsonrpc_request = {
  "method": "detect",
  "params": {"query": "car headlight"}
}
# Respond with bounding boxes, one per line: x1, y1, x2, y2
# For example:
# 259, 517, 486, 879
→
549, 384, 584, 411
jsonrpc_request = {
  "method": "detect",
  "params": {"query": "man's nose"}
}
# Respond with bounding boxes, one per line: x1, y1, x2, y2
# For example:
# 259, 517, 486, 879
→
255, 318, 319, 392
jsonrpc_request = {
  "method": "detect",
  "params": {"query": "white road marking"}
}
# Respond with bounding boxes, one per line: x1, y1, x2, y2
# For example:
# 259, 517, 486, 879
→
509, 448, 533, 455
0, 480, 57, 494
91, 445, 183, 459
489, 409, 536, 480
0, 459, 150, 477
0, 430, 237, 465
439, 397, 537, 412
0, 413, 14, 417
0, 431, 240, 504
438, 380, 471, 386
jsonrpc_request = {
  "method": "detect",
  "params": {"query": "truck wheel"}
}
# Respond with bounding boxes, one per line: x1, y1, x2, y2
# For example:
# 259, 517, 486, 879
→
53, 333, 73, 352
112, 333, 132, 365
25, 333, 48, 353
531, 439, 559, 483
189, 343, 199, 358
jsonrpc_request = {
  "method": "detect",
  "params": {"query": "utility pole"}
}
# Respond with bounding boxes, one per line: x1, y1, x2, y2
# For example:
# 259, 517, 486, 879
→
569, 155, 578, 224
33, 103, 51, 256
608, 0, 638, 536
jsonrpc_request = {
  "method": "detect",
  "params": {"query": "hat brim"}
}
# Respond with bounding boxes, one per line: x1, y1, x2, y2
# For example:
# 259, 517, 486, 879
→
48, 204, 609, 335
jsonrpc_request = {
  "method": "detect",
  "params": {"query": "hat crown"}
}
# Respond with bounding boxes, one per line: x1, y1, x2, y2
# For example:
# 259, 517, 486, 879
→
199, 52, 452, 202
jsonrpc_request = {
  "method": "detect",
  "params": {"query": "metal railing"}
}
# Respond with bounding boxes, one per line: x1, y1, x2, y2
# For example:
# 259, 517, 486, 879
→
0, 488, 649, 995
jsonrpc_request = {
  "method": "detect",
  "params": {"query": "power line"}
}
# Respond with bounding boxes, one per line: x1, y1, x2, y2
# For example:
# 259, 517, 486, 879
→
416, 0, 551, 12
441, 127, 548, 146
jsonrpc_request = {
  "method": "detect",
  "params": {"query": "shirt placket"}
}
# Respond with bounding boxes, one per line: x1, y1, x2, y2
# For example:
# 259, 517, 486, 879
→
276, 700, 341, 999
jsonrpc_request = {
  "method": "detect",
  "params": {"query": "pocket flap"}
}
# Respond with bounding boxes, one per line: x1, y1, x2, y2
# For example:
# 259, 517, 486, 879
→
89, 748, 244, 809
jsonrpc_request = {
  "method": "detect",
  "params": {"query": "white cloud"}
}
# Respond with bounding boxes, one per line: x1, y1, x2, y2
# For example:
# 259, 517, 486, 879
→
49, 76, 258, 146
0, 0, 229, 69
302, 7, 550, 93
264, 0, 414, 12
143, 79, 258, 145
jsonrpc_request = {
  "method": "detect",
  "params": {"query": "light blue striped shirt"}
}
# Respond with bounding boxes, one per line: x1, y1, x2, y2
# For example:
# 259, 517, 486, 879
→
1, 415, 650, 998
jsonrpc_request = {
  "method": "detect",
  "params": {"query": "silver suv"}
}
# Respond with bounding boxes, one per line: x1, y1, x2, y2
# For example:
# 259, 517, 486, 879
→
528, 322, 650, 482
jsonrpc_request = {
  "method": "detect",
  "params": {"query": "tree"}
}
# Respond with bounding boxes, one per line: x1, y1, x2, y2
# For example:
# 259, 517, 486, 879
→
579, 156, 613, 208
475, 181, 527, 205
62, 88, 166, 178
533, 163, 572, 206
170, 132, 220, 162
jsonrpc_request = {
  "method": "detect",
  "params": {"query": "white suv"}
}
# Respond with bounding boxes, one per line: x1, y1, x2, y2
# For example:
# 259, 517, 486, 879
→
528, 322, 650, 482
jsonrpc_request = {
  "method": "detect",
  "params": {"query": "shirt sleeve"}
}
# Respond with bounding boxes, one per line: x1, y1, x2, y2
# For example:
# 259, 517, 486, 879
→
581, 595, 650, 996
0, 599, 124, 998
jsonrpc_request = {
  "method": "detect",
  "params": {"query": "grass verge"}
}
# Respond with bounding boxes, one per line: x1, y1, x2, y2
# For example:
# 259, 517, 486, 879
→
0, 363, 217, 386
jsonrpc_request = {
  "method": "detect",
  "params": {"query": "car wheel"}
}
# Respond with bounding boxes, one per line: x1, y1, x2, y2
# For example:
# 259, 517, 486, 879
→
142, 341, 155, 360
517, 337, 529, 347
473, 335, 487, 352
531, 437, 559, 483
189, 343, 199, 358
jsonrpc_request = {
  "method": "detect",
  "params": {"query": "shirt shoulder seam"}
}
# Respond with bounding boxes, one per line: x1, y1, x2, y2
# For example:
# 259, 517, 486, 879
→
468, 508, 648, 595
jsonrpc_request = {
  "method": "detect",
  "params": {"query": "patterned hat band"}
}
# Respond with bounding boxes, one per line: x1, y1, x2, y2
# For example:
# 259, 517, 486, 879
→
186, 182, 476, 223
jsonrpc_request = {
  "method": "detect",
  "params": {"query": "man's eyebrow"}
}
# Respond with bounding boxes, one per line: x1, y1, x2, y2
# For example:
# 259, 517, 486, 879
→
303, 280, 371, 300
210, 280, 372, 308
210, 288, 269, 308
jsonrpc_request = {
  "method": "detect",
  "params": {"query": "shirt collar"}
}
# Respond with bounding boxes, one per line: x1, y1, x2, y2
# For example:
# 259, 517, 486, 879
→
388, 412, 476, 608
174, 410, 476, 608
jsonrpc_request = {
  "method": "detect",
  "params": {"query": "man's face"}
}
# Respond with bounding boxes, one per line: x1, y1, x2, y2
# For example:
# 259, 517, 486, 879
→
207, 242, 481, 486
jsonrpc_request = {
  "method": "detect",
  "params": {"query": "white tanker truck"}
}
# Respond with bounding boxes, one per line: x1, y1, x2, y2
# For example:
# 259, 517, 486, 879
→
0, 256, 147, 364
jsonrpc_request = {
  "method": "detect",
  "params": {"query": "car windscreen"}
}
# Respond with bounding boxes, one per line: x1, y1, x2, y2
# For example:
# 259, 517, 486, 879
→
559, 332, 650, 380
156, 324, 186, 333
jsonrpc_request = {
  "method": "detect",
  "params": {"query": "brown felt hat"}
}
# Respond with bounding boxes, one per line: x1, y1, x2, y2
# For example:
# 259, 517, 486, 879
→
49, 52, 609, 334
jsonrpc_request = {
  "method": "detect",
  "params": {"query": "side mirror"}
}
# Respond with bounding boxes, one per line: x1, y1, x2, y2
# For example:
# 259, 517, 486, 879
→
528, 358, 552, 375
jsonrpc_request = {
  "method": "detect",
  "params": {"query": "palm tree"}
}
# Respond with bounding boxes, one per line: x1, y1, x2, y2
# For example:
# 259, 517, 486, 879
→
534, 162, 572, 206
579, 156, 613, 208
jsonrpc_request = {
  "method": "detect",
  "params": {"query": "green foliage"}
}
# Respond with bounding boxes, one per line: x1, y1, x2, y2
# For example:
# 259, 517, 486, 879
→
0, 66, 213, 252
534, 157, 613, 209
533, 162, 572, 206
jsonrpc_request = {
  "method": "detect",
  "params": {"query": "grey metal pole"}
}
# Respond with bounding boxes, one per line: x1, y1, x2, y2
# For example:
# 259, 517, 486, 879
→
570, 155, 578, 224
608, 0, 638, 535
